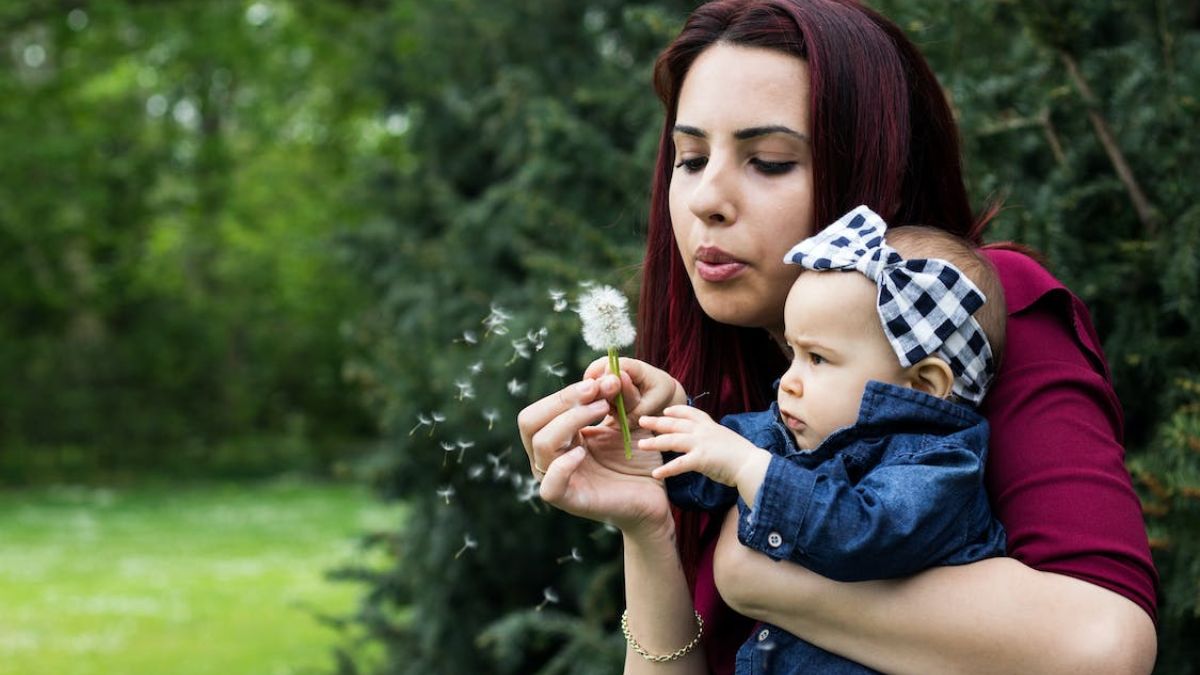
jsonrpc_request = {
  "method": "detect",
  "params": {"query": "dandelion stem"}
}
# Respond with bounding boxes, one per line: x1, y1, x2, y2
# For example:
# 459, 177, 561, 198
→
609, 347, 633, 460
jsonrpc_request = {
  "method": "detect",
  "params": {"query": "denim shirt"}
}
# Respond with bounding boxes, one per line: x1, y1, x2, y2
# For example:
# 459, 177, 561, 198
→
665, 381, 1006, 674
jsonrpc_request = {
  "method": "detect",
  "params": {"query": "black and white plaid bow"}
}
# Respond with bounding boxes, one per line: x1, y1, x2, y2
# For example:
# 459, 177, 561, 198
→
783, 205, 995, 404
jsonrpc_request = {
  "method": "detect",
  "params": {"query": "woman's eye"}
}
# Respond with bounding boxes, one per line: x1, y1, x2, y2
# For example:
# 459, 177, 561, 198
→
674, 156, 707, 173
751, 158, 797, 175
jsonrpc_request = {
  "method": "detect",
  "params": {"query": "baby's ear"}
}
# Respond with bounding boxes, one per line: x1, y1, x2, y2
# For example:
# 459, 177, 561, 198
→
905, 357, 954, 399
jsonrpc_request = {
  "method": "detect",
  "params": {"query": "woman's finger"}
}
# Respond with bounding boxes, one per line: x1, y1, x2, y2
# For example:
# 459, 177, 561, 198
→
518, 380, 601, 451
582, 356, 613, 380
528, 398, 609, 470
538, 446, 587, 505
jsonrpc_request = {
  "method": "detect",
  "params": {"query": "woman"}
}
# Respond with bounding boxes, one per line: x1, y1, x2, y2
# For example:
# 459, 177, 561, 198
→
518, 1, 1158, 673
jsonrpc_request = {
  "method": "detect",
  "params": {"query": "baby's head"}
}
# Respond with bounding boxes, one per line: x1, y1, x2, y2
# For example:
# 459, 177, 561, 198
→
776, 208, 1005, 450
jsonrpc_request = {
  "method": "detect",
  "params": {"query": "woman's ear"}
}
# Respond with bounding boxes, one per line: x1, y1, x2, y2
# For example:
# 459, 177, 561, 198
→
905, 357, 955, 399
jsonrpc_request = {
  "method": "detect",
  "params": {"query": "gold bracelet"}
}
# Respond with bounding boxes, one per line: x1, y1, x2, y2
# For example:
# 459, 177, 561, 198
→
620, 608, 704, 663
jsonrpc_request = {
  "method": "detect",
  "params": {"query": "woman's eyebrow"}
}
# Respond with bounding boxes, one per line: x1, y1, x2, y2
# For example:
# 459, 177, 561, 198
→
673, 124, 706, 138
734, 125, 808, 142
671, 124, 808, 143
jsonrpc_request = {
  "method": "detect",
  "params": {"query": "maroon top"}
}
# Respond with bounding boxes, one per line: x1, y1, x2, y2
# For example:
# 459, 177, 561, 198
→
688, 248, 1159, 675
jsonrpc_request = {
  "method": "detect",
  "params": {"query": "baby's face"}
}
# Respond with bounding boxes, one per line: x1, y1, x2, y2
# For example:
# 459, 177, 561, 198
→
777, 271, 910, 450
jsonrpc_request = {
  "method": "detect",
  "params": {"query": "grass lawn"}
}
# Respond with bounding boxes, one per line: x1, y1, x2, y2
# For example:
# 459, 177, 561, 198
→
0, 478, 400, 675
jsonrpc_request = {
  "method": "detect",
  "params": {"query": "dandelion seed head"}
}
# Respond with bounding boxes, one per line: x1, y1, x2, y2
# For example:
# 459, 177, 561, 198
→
440, 441, 456, 452
543, 587, 559, 603
432, 412, 446, 423
577, 285, 635, 350
483, 409, 499, 422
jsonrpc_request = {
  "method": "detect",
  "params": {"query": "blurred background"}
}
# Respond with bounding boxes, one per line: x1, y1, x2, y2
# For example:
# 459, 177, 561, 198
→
0, 1, 1196, 673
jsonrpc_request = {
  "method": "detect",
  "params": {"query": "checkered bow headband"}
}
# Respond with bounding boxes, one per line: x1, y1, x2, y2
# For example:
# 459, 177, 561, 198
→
783, 205, 996, 404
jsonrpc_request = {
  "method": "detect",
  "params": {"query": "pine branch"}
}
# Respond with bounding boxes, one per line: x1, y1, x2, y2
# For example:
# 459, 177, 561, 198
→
1059, 50, 1160, 233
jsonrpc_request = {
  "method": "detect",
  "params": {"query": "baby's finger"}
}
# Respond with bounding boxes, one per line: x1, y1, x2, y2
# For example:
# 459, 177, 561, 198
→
637, 432, 692, 453
662, 404, 713, 422
638, 415, 693, 434
651, 455, 692, 480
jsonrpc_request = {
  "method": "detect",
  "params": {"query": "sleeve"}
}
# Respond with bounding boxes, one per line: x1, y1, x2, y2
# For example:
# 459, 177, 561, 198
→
736, 442, 1001, 582
981, 251, 1158, 623
663, 454, 738, 511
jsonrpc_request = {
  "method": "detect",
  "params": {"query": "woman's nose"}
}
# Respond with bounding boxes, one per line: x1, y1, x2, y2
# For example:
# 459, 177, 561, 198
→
688, 157, 737, 225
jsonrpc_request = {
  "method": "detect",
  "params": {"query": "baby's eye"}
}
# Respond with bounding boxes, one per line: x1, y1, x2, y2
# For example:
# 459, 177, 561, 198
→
674, 156, 707, 173
809, 353, 826, 366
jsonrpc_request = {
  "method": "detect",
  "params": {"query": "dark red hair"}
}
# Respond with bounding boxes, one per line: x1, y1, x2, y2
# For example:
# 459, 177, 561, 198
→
637, 0, 995, 588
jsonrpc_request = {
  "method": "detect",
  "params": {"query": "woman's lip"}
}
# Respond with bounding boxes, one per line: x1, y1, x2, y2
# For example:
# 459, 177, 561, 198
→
696, 260, 747, 282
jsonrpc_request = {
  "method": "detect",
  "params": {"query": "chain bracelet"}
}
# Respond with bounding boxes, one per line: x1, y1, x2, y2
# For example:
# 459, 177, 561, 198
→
620, 609, 704, 663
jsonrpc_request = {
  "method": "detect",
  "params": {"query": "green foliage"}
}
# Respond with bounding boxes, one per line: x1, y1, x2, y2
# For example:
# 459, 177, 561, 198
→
0, 2, 376, 476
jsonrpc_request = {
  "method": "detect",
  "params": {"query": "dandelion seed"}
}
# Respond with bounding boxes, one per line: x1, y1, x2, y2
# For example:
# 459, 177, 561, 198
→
455, 439, 475, 464
526, 328, 548, 352
549, 289, 568, 313
483, 303, 512, 337
455, 534, 478, 559
455, 378, 475, 401
535, 587, 560, 611
468, 361, 484, 375
486, 452, 504, 469
436, 485, 455, 505
457, 330, 478, 345
493, 465, 510, 481
507, 379, 526, 396
482, 408, 499, 430
517, 477, 542, 512
441, 441, 457, 467
428, 411, 446, 437
409, 413, 433, 436
467, 464, 485, 480
557, 547, 584, 564
543, 362, 567, 379
506, 339, 532, 365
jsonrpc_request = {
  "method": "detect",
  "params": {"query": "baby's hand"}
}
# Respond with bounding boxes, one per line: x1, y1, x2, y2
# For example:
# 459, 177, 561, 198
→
639, 405, 769, 489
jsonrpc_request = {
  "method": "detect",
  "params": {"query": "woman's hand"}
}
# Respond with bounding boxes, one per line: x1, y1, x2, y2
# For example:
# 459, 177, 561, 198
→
518, 376, 670, 536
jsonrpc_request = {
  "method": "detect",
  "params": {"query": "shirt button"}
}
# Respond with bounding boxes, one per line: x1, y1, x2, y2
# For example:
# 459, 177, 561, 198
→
767, 532, 783, 548
758, 629, 770, 642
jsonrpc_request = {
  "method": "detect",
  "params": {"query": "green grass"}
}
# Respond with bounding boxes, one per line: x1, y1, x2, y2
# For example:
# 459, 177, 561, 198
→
0, 478, 401, 675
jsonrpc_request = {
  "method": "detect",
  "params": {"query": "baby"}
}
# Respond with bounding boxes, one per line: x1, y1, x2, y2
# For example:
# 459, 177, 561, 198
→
637, 205, 1008, 674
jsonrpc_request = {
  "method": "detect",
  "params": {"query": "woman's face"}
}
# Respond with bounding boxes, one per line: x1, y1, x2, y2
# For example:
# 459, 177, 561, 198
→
669, 43, 815, 337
